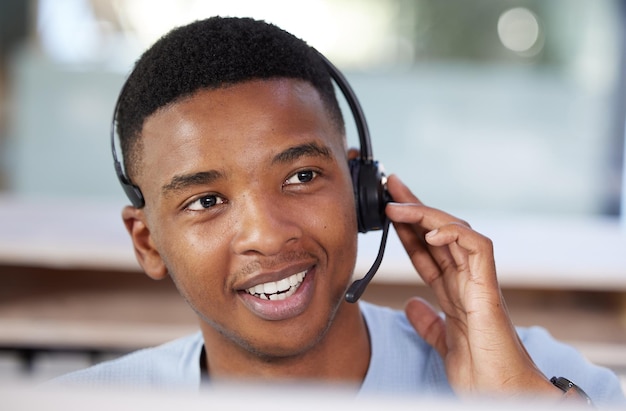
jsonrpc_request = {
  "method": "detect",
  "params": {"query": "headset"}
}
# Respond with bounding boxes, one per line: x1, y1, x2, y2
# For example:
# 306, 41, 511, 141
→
111, 52, 391, 303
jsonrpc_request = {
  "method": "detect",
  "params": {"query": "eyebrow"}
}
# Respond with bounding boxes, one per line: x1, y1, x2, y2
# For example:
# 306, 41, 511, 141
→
271, 142, 332, 165
160, 142, 332, 196
161, 170, 224, 196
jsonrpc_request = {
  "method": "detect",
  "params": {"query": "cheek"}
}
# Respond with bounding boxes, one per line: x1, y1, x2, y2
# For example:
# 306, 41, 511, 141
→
157, 225, 231, 310
316, 186, 358, 274
324, 199, 356, 242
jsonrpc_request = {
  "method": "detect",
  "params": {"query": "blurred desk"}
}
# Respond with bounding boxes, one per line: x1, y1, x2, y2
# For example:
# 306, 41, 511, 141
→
0, 195, 138, 271
0, 195, 197, 370
0, 195, 625, 374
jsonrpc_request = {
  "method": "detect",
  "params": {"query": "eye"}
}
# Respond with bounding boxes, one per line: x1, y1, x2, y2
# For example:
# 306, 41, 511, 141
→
284, 170, 318, 185
186, 194, 226, 211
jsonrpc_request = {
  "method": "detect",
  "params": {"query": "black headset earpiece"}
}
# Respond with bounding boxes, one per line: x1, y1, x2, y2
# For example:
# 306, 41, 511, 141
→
349, 158, 389, 233
111, 51, 390, 302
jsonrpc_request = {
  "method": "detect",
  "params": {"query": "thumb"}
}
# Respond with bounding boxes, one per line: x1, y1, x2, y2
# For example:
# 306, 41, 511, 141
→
404, 297, 448, 358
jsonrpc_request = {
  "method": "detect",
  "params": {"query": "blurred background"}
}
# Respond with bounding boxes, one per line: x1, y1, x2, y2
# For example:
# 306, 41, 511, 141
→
0, 0, 625, 391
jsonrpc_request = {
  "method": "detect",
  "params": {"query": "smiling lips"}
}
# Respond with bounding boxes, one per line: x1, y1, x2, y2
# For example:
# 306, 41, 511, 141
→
245, 270, 307, 301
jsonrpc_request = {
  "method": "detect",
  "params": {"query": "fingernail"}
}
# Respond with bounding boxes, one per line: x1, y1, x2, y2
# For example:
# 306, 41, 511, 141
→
425, 229, 438, 239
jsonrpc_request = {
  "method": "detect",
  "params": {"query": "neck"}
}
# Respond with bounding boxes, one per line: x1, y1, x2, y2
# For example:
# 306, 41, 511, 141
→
200, 301, 370, 384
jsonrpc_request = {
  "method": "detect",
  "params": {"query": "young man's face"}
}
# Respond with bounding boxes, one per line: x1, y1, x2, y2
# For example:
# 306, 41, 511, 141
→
130, 79, 359, 360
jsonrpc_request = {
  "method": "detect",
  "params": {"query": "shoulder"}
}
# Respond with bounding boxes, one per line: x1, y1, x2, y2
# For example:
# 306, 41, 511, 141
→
358, 303, 624, 405
517, 326, 625, 407
359, 302, 451, 396
48, 331, 204, 390
359, 301, 428, 347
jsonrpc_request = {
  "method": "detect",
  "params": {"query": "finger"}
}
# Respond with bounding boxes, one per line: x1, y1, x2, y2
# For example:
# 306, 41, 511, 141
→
396, 221, 459, 312
386, 174, 423, 204
425, 223, 473, 271
426, 224, 498, 289
388, 203, 466, 283
404, 297, 448, 358
393, 221, 453, 289
386, 202, 470, 235
385, 175, 470, 234
425, 223, 489, 251
426, 224, 494, 270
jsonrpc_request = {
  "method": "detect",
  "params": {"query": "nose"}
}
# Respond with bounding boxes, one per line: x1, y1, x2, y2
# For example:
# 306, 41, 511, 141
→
231, 191, 302, 256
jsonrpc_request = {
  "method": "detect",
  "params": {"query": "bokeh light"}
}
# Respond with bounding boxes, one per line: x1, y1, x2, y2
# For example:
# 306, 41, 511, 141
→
497, 7, 541, 55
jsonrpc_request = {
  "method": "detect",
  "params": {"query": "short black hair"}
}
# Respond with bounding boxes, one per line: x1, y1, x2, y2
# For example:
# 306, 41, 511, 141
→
116, 16, 344, 179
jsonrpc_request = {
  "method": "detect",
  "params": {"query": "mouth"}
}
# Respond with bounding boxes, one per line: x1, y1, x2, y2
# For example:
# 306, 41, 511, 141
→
244, 270, 307, 301
238, 266, 316, 321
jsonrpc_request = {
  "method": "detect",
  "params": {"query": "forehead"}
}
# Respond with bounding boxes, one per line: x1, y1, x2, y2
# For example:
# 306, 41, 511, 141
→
136, 79, 346, 192
143, 78, 343, 143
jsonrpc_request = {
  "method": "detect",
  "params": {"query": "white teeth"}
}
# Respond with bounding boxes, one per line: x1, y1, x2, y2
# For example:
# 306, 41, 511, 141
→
276, 278, 291, 292
246, 270, 307, 300
263, 281, 277, 294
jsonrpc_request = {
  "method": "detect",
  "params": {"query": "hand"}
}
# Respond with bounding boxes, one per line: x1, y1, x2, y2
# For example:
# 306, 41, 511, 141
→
384, 175, 559, 399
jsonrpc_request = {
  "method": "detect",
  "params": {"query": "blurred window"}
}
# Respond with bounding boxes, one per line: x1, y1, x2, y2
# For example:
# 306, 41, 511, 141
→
12, 0, 626, 218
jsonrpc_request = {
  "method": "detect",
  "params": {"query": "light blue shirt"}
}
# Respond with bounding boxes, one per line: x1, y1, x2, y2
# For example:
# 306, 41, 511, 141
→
53, 302, 625, 406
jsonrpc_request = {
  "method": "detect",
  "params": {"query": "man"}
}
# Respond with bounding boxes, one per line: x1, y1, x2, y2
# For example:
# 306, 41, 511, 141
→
55, 16, 623, 406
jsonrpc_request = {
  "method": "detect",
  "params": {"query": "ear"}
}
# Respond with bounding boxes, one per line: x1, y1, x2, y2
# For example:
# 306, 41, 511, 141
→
347, 147, 359, 161
122, 206, 168, 280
